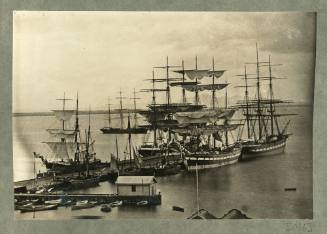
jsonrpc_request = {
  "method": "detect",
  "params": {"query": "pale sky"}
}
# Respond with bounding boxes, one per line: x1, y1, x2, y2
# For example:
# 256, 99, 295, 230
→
13, 11, 316, 112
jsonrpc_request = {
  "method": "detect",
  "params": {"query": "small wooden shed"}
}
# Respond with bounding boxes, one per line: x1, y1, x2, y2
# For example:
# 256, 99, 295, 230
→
116, 176, 157, 196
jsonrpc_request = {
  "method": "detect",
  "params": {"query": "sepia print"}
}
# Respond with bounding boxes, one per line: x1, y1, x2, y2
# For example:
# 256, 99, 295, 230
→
13, 11, 315, 220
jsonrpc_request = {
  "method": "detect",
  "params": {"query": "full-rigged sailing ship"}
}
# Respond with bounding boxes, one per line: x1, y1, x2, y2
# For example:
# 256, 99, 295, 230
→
110, 115, 142, 176
138, 57, 243, 171
100, 90, 147, 134
109, 114, 182, 177
34, 93, 109, 174
171, 57, 242, 171
237, 44, 294, 160
136, 58, 197, 172
64, 108, 101, 190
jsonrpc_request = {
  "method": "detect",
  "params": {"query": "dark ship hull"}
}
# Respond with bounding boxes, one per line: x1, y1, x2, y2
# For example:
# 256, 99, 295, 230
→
185, 146, 242, 171
41, 159, 109, 174
65, 176, 100, 190
139, 163, 182, 176
132, 143, 184, 176
240, 136, 287, 160
137, 146, 183, 165
100, 127, 147, 134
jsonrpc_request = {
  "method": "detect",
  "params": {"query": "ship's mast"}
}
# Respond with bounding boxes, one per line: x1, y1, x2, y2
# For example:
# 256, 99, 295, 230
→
33, 153, 36, 186
195, 56, 199, 105
127, 115, 132, 165
212, 57, 216, 109
182, 60, 186, 104
107, 97, 112, 128
166, 56, 172, 142
74, 93, 80, 163
130, 89, 140, 129
115, 135, 119, 159
152, 70, 157, 147
86, 106, 91, 177
166, 56, 171, 107
244, 65, 251, 139
225, 75, 229, 146
255, 43, 262, 140
56, 92, 72, 130
117, 89, 126, 129
268, 55, 274, 136
196, 163, 200, 216
151, 58, 180, 144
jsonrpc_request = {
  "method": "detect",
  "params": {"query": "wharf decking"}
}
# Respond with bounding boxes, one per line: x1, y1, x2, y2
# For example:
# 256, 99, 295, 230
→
14, 167, 115, 190
15, 193, 162, 205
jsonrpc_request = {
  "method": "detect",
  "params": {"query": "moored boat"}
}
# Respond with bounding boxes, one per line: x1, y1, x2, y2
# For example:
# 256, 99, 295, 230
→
240, 135, 287, 159
137, 57, 243, 172
35, 93, 109, 174
65, 175, 100, 190
71, 200, 97, 210
44, 199, 62, 205
100, 90, 147, 134
100, 204, 112, 212
184, 145, 242, 171
109, 200, 123, 207
19, 204, 59, 213
136, 200, 149, 206
236, 44, 294, 160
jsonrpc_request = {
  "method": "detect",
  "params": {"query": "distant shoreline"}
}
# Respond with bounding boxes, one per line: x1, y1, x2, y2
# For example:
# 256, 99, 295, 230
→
12, 109, 142, 117
12, 103, 311, 117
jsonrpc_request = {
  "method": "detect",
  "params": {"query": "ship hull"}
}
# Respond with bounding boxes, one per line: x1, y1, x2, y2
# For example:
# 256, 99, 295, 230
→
100, 127, 147, 134
68, 177, 100, 190
139, 164, 182, 176
19, 204, 59, 213
185, 147, 242, 171
43, 161, 109, 174
240, 137, 287, 160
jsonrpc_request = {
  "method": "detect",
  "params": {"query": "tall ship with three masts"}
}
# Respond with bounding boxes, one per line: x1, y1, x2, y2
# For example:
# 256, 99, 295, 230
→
237, 44, 294, 160
34, 93, 109, 174
137, 56, 242, 171
171, 57, 242, 171
100, 90, 147, 134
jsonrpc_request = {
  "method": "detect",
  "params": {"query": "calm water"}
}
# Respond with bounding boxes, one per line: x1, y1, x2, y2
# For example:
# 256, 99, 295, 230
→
13, 106, 313, 219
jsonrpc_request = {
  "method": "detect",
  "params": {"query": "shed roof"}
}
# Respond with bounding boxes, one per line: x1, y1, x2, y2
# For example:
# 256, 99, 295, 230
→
116, 176, 157, 185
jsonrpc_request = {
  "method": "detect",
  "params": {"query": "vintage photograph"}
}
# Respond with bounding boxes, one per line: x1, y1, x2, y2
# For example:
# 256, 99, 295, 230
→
13, 11, 315, 220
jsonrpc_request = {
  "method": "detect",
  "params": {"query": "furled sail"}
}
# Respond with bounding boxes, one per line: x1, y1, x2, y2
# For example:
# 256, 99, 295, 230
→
46, 129, 76, 138
174, 69, 209, 80
207, 70, 225, 78
174, 108, 236, 125
169, 81, 199, 87
181, 83, 229, 92
52, 110, 75, 121
172, 123, 241, 136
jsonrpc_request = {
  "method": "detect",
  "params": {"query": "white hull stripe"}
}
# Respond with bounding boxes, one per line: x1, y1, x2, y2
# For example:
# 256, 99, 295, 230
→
187, 159, 239, 171
248, 142, 286, 152
185, 152, 241, 161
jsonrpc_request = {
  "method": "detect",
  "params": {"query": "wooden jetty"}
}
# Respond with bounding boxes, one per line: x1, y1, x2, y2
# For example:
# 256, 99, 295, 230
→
14, 193, 161, 206
14, 167, 116, 190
